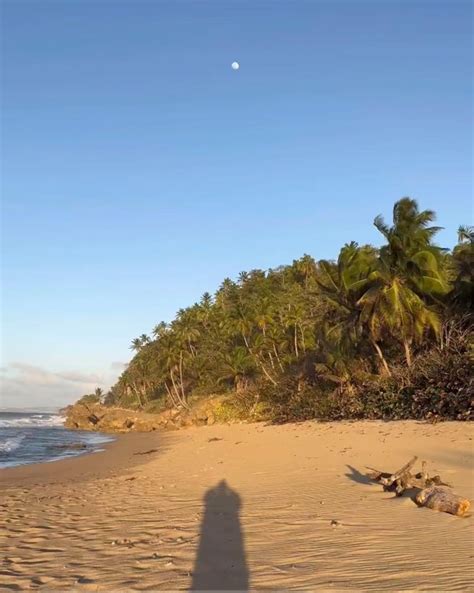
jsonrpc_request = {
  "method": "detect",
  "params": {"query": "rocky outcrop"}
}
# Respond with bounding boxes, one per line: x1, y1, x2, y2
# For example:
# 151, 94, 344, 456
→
63, 397, 226, 433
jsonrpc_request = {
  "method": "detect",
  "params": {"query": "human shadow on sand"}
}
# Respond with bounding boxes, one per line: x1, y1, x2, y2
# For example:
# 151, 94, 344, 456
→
190, 480, 249, 591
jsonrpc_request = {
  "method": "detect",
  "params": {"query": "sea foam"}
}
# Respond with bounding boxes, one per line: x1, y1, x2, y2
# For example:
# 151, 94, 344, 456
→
0, 434, 26, 454
0, 414, 64, 428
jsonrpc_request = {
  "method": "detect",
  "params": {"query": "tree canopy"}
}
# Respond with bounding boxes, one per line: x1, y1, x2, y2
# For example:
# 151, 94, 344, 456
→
95, 198, 472, 420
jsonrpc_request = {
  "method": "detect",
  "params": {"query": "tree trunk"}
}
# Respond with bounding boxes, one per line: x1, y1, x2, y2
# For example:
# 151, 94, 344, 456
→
300, 324, 306, 353
258, 358, 278, 385
243, 333, 277, 385
404, 340, 412, 367
131, 383, 143, 408
178, 350, 187, 404
170, 368, 185, 408
371, 340, 391, 376
165, 381, 179, 409
273, 343, 285, 372
267, 350, 275, 370
235, 375, 250, 394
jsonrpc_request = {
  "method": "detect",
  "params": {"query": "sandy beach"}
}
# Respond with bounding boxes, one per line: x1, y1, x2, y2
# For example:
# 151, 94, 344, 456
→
1, 421, 473, 591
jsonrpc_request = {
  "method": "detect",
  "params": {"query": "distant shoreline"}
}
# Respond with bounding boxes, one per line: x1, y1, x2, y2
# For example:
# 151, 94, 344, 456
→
0, 430, 165, 487
0, 411, 114, 470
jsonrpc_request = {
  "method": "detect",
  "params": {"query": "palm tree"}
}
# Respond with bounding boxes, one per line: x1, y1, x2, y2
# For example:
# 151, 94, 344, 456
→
152, 322, 168, 339
200, 292, 213, 309
315, 348, 355, 396
174, 309, 201, 357
374, 197, 448, 297
359, 198, 448, 369
293, 254, 317, 288
130, 334, 151, 352
317, 243, 378, 366
374, 198, 442, 260
158, 331, 190, 409
317, 242, 377, 312
450, 225, 474, 309
130, 337, 143, 352
457, 225, 473, 244
218, 347, 257, 393
238, 271, 249, 285
357, 271, 440, 369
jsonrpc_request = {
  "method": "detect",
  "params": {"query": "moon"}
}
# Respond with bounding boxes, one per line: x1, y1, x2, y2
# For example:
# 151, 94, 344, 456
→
231, 61, 240, 70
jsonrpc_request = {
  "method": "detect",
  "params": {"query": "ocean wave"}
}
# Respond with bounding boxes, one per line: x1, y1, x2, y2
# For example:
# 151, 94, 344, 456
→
0, 414, 65, 428
0, 434, 26, 455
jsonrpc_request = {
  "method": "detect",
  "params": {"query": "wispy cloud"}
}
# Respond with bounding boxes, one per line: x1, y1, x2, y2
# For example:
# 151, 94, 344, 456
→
56, 370, 103, 384
110, 361, 128, 372
0, 362, 125, 410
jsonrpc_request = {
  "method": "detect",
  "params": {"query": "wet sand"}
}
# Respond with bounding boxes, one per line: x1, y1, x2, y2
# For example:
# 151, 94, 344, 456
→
1, 421, 473, 591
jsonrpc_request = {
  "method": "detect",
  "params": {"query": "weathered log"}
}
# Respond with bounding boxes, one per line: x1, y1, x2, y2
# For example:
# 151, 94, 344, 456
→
365, 458, 468, 516
415, 485, 471, 517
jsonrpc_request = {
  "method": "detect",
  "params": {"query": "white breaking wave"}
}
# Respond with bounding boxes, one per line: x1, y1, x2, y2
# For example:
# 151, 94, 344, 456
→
0, 414, 65, 428
0, 434, 26, 454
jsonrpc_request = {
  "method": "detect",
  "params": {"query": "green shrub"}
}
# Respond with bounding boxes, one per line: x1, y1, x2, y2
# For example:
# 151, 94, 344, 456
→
142, 398, 168, 414
77, 393, 101, 406
212, 399, 247, 423
259, 336, 473, 423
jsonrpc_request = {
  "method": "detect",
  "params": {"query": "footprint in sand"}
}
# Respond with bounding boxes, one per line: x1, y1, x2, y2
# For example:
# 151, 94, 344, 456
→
30, 576, 54, 586
75, 577, 98, 591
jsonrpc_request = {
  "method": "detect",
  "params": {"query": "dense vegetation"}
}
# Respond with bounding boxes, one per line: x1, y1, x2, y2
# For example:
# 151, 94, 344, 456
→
82, 198, 473, 422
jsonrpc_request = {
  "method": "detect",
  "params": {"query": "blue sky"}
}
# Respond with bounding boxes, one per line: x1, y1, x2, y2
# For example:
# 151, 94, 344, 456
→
1, 1, 472, 408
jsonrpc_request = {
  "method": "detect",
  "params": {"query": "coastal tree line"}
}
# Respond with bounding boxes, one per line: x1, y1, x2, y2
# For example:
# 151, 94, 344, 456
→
81, 198, 473, 421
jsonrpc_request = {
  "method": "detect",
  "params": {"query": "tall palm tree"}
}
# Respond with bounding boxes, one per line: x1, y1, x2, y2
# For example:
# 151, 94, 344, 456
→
130, 337, 143, 352
457, 225, 474, 244
152, 322, 168, 339
357, 271, 440, 369
374, 198, 442, 260
450, 225, 474, 309
317, 242, 377, 312
158, 331, 190, 409
293, 254, 317, 288
374, 197, 448, 297
359, 198, 448, 369
317, 243, 378, 366
200, 292, 213, 309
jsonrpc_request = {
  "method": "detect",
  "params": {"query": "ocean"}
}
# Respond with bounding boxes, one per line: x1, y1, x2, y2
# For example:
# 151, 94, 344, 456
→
0, 411, 113, 469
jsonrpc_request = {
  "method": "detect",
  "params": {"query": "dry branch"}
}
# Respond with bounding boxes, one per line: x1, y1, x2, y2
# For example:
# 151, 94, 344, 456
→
365, 457, 469, 516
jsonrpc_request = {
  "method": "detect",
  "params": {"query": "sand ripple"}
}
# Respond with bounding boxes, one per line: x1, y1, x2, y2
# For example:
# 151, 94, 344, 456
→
1, 421, 473, 590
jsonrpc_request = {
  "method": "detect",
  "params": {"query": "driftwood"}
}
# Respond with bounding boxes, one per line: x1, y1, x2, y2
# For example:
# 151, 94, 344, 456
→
366, 457, 470, 516
415, 485, 471, 517
366, 456, 450, 496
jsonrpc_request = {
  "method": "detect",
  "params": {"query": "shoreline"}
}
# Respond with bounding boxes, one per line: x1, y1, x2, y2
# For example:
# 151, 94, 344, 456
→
1, 420, 473, 591
0, 430, 170, 488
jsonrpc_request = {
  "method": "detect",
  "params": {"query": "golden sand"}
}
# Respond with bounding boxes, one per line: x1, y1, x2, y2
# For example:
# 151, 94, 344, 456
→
1, 421, 473, 591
